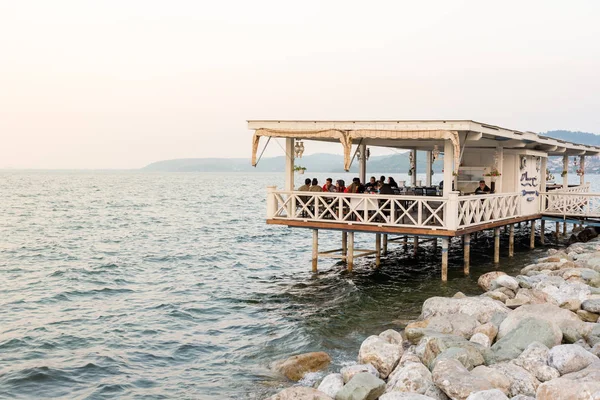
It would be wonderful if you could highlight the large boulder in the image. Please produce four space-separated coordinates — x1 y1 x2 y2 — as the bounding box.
380 393 438 400
420 297 510 325
335 372 385 400
418 332 485 370
340 364 379 383
358 335 403 379
473 323 498 343
512 342 560 382
406 314 479 343
432 359 494 400
478 272 508 291
547 344 600 374
385 362 446 399
318 373 344 399
465 389 509 400
485 318 560 365
493 276 520 292
487 362 540 398
536 377 600 400
470 366 510 395
268 386 334 400
273 352 331 381
497 303 588 343
582 299 600 313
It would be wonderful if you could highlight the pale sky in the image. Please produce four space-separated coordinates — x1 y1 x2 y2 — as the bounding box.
1 0 599 169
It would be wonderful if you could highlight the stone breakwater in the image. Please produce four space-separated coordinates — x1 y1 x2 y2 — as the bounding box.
267 236 600 400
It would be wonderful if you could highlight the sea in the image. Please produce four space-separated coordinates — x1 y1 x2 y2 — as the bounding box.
0 171 596 399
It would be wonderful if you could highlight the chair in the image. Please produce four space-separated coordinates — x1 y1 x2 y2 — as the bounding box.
425 188 438 196
414 187 424 196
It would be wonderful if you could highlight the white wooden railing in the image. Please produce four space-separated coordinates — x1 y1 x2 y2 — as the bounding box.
266 189 449 229
541 191 600 217
457 193 521 228
552 183 591 194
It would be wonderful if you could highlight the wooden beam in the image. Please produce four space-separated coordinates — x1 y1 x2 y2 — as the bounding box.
494 228 500 263
441 237 449 282
463 234 470 275
375 234 381 268
312 229 318 272
509 224 514 257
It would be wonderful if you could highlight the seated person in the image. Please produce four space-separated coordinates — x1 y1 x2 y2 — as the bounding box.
379 175 386 185
388 177 398 189
322 178 335 192
364 176 377 192
475 180 491 194
309 178 323 192
335 179 346 192
298 178 311 191
345 177 362 193
379 181 394 195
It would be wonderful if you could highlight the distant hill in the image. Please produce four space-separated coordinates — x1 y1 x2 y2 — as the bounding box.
143 151 444 173
541 130 600 146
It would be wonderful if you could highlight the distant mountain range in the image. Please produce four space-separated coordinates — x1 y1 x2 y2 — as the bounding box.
143 130 600 173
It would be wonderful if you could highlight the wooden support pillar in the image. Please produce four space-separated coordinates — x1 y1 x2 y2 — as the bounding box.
580 155 586 186
359 143 367 185
540 220 545 244
530 219 536 249
375 234 381 268
382 234 388 255
463 234 470 275
555 222 560 240
342 231 347 258
403 235 408 248
441 237 449 282
347 232 354 272
563 222 567 237
285 138 295 191
312 229 318 272
509 224 515 257
413 236 419 256
563 154 569 189
426 150 432 187
494 228 500 264
411 149 417 186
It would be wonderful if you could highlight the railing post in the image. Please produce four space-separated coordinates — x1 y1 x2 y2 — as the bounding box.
446 191 460 230
266 186 277 218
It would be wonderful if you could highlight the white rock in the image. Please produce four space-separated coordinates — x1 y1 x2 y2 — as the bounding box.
317 373 344 398
380 393 438 400
267 386 334 400
548 344 600 374
386 362 446 399
512 342 560 382
358 335 403 379
421 296 510 325
488 362 539 398
380 329 404 345
470 333 491 348
340 363 379 383
494 276 520 292
432 359 494 400
465 389 509 400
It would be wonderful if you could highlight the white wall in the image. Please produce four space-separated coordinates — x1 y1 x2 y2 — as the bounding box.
518 154 542 216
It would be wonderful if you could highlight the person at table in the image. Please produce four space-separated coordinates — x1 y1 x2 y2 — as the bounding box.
322 178 335 192
335 179 346 192
379 181 394 195
298 178 311 191
345 177 362 193
475 180 491 194
379 175 386 185
364 176 377 192
388 177 398 190
309 178 323 192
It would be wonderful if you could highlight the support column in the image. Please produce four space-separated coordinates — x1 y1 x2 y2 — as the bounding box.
496 144 504 193
563 154 569 189
342 231 347 259
555 222 560 240
347 232 354 272
426 150 432 187
375 234 381 268
403 235 408 248
443 140 454 197
494 228 500 264
540 220 545 244
441 237 449 282
285 138 295 191
509 224 515 257
359 143 367 185
413 236 419 256
563 222 567 236
383 234 388 255
411 149 417 186
463 234 470 275
312 229 318 272
530 219 536 249
580 155 586 186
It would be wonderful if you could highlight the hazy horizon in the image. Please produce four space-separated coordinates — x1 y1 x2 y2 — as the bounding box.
2 0 599 169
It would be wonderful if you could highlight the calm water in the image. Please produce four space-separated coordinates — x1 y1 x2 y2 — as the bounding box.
0 171 595 399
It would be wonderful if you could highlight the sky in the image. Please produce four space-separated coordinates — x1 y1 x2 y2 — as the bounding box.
1 0 599 169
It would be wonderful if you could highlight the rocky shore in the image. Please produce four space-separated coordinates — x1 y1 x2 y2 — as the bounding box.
267 235 600 400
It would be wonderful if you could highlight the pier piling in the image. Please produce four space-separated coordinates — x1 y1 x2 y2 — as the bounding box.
347 232 354 272
463 234 470 275
382 234 388 255
312 229 318 272
441 238 449 281
530 220 536 249
342 231 347 259
540 220 545 244
375 234 381 268
494 228 500 263
509 224 514 257
413 236 419 256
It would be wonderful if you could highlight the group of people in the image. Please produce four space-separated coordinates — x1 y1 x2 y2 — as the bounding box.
297 176 401 194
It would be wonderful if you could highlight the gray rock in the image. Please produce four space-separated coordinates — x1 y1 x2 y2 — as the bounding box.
583 299 600 313
420 296 510 325
385 362 445 399
548 344 600 374
268 386 334 400
512 342 559 382
470 366 510 395
335 372 385 400
358 335 403 379
515 276 532 289
380 393 438 400
494 276 520 292
487 362 539 398
483 291 509 303
432 347 478 370
470 333 491 348
318 373 344 398
465 389 509 400
591 343 600 357
504 298 528 309
418 332 485 370
536 376 600 400
586 323 600 346
432 359 494 400
509 396 534 400
485 318 559 365
340 364 379 383
577 309 600 322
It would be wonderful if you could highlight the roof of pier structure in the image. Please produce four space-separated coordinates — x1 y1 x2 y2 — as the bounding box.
248 120 600 171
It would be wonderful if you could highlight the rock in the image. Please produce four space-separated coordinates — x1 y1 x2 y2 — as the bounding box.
485 318 560 364
335 372 385 400
465 389 509 400
471 366 511 395
578 309 600 322
385 362 445 399
406 321 432 343
494 287 516 300
512 342 560 382
268 386 334 400
574 338 592 350
559 298 582 312
380 329 404 345
494 276 520 292
380 393 438 400
591 343 600 357
273 352 332 381
548 344 600 374
398 347 423 367
509 396 535 400
504 298 528 309
433 347 478 370
358 335 402 379
421 297 510 325
419 332 485 370
432 359 494 400
479 272 508 291
318 373 344 398
583 299 600 313
514 288 548 305
470 333 491 348
407 314 479 343
453 292 467 299
488 362 540 398
473 323 498 343
515 276 532 289
483 291 509 303
586 323 600 346
340 364 379 383
497 303 587 343
536 377 600 400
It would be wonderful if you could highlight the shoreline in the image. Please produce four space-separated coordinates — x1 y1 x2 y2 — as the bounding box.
267 232 600 400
